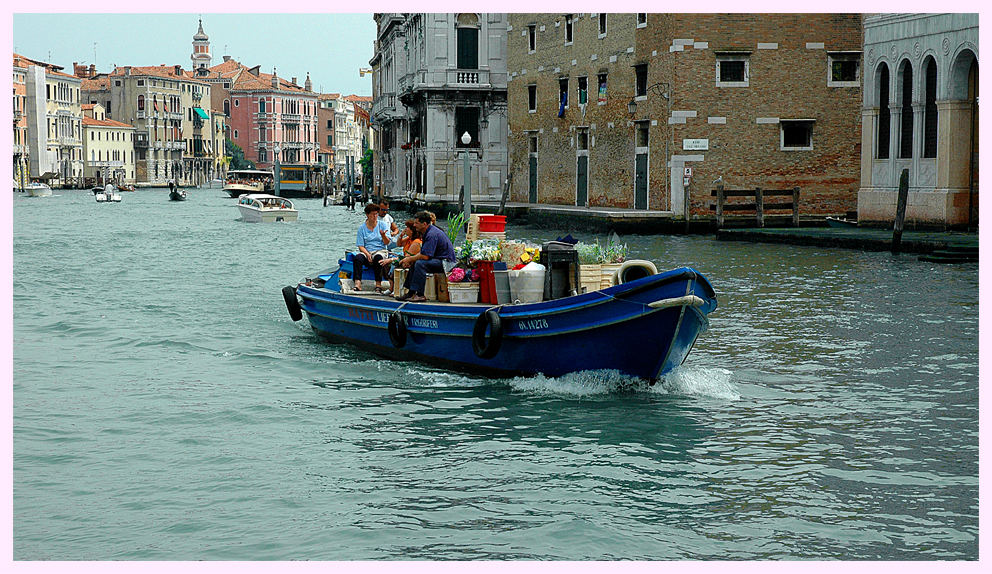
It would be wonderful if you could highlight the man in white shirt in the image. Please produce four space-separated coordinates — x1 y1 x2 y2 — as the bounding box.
378 200 400 242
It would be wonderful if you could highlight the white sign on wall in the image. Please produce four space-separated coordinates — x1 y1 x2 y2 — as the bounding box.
682 138 709 151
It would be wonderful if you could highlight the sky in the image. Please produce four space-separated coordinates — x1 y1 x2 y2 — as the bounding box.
12 12 377 97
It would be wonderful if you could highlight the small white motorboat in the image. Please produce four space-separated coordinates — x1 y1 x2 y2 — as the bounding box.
237 194 298 223
94 184 122 203
22 182 53 197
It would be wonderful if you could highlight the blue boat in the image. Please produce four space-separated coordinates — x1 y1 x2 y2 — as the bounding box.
282 263 718 382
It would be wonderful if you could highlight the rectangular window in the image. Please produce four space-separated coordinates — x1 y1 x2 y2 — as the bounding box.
637 13 647 27
327 134 333 146
326 119 333 129
577 76 588 105
635 64 647 97
528 25 536 53
636 122 649 148
454 106 479 147
565 15 573 44
559 78 569 110
577 128 589 150
828 52 861 87
529 135 538 154
599 13 607 37
781 120 814 150
528 84 537 112
597 73 607 103
716 54 749 87
456 27 479 69
137 80 144 86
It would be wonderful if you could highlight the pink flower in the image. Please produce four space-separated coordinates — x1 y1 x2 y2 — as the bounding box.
469 269 480 282
447 268 466 283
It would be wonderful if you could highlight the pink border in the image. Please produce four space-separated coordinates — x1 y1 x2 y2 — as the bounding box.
5 2 989 571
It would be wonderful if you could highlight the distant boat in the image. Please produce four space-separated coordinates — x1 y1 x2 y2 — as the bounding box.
23 182 53 197
237 194 297 222
169 188 187 201
117 183 135 192
224 169 273 198
94 184 122 203
826 216 858 228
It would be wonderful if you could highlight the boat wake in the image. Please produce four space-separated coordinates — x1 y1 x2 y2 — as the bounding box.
505 366 741 399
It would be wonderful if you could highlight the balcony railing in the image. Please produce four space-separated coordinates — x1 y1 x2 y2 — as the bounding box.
154 141 163 150
136 110 146 119
282 113 301 123
134 134 149 148
447 69 490 87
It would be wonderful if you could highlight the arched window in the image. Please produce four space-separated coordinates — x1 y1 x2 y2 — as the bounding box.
876 63 891 159
223 99 230 116
923 57 938 158
899 61 914 159
259 98 266 113
137 95 145 111
455 13 479 70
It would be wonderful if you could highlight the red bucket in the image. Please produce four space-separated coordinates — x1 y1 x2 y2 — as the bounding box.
478 215 506 233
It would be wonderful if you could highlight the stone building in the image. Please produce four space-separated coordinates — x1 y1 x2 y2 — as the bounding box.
857 13 979 227
13 55 30 187
81 103 136 185
507 13 864 219
370 13 509 202
20 54 84 187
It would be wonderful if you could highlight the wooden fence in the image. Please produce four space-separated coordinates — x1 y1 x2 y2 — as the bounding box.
710 184 800 228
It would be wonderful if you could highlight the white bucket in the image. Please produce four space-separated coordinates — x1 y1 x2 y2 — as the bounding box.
448 282 480 304
508 268 545 304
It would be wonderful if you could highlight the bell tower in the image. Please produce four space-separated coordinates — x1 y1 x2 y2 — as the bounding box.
191 18 211 70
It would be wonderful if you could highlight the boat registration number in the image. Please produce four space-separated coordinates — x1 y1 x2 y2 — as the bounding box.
517 319 549 331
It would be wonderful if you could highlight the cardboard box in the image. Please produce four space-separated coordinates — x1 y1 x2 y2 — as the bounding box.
434 273 450 302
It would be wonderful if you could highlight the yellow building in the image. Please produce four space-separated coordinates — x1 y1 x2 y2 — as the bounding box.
82 103 136 186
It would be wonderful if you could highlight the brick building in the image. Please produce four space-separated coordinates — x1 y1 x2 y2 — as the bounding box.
507 13 864 219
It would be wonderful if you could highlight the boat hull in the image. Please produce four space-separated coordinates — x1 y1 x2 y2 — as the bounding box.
238 205 298 222
293 267 717 381
225 183 265 198
25 185 52 197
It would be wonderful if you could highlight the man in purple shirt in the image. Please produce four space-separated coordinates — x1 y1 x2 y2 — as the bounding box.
396 211 456 302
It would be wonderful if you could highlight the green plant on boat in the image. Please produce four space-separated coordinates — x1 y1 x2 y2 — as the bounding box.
446 212 465 244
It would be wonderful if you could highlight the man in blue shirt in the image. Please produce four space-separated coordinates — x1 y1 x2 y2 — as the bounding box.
397 211 456 302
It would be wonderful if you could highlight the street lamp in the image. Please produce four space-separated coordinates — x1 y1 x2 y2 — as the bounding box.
461 131 472 225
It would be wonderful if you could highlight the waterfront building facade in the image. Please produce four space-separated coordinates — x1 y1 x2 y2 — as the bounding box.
317 92 339 181
13 55 29 187
370 13 509 202
858 13 979 227
21 54 84 187
81 103 136 185
507 13 863 218
225 66 320 171
88 65 213 185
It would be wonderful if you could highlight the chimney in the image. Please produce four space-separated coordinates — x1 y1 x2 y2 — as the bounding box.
125 66 131 76
223 55 231 62
304 73 312 92
271 68 279 89
89 64 95 77
174 65 182 76
291 77 297 86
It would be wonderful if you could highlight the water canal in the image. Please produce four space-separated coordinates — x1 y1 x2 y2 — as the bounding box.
12 188 978 560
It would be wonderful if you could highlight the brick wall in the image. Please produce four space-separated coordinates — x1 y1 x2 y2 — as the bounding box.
509 13 864 217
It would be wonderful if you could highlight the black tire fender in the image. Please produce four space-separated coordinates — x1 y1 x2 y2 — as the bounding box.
283 285 303 321
472 309 503 359
388 311 408 348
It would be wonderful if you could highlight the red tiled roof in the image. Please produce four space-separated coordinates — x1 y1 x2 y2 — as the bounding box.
81 104 96 110
13 53 63 71
318 93 341 101
344 94 372 102
109 65 209 85
81 77 110 91
82 116 134 128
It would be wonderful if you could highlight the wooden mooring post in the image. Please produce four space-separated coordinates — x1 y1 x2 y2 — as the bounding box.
892 169 909 254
